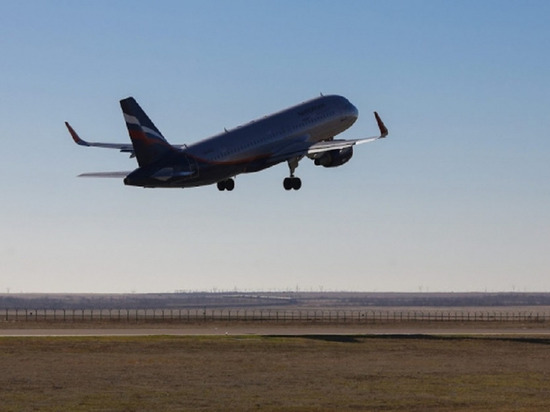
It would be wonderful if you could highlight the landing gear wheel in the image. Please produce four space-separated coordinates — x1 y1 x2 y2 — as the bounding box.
283 177 301 191
225 178 235 191
217 178 235 191
284 157 302 191
283 178 293 191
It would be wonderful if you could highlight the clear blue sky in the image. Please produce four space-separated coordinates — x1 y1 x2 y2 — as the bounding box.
1 1 549 293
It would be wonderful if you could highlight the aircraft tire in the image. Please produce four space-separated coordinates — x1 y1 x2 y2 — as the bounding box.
226 178 235 191
283 178 293 190
217 181 226 191
284 177 301 190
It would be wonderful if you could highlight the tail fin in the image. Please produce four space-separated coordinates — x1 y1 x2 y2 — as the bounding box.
120 97 175 167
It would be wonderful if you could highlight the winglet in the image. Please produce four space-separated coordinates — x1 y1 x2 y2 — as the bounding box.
65 122 90 146
374 112 388 138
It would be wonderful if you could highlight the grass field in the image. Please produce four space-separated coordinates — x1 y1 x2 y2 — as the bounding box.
1 334 550 411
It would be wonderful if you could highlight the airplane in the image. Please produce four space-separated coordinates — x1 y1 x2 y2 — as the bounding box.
65 94 388 191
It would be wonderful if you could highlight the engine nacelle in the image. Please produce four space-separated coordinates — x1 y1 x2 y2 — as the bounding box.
313 147 353 168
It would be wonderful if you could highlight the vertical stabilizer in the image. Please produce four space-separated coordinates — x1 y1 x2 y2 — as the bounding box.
120 97 175 167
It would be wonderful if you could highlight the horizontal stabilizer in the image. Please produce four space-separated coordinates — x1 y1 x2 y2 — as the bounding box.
78 171 131 178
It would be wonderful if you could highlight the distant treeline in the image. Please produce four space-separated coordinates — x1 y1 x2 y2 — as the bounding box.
1 292 550 310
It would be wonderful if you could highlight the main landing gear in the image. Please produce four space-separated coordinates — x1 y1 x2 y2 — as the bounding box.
283 177 301 190
217 178 235 191
284 157 302 191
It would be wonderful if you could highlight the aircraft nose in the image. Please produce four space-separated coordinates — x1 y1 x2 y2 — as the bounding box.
350 103 358 118
342 99 358 118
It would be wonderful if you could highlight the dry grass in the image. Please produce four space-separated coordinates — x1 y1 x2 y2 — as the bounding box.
1 335 550 411
2 318 549 330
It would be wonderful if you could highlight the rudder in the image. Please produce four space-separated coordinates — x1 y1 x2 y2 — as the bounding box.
120 97 175 167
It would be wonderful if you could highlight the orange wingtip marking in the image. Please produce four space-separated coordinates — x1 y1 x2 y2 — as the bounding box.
65 122 83 144
374 112 388 137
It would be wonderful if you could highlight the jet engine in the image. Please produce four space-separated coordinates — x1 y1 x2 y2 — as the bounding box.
313 147 353 168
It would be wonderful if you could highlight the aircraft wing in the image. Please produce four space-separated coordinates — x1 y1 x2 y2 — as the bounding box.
273 112 388 160
307 112 388 155
307 136 379 154
65 122 134 154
